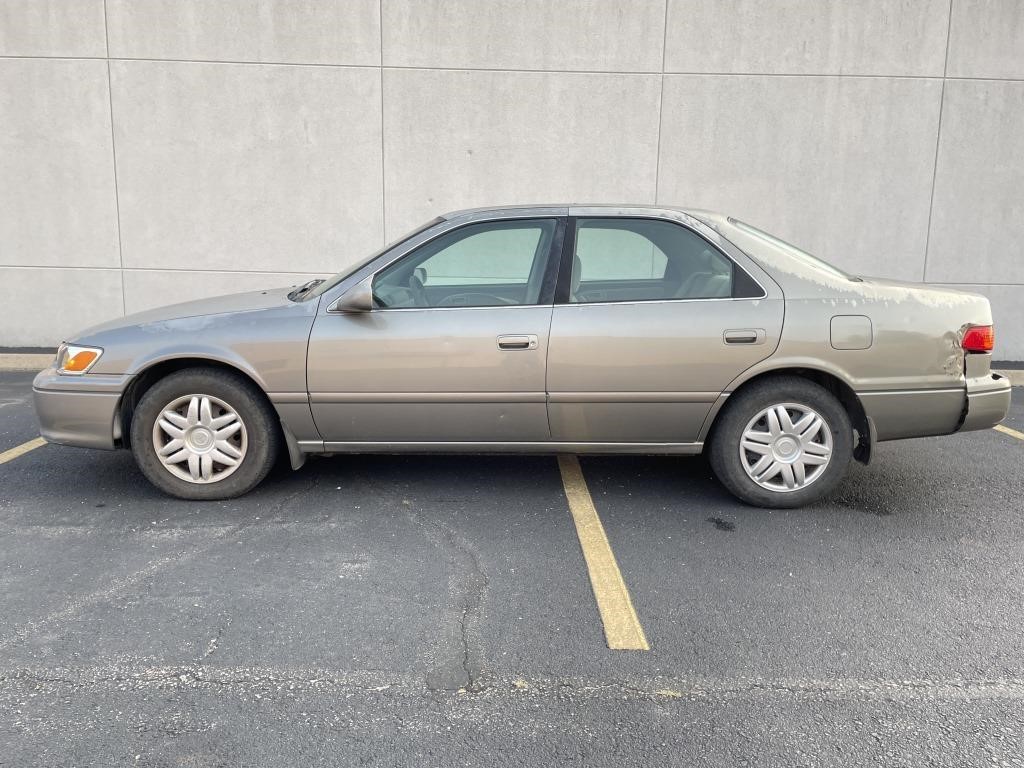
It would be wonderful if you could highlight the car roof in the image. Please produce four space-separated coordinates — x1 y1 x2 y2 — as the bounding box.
441 204 725 221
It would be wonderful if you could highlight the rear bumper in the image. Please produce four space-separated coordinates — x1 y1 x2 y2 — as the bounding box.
860 387 964 441
859 372 1012 442
959 372 1012 433
32 368 131 450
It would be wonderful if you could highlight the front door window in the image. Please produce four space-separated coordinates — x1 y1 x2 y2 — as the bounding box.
373 219 557 308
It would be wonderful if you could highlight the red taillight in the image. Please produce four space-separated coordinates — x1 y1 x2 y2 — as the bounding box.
962 325 994 353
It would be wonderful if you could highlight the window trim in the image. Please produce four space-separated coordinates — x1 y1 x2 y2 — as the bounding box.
554 216 766 306
366 217 566 312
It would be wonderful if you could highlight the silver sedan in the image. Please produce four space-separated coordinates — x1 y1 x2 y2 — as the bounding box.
33 206 1012 507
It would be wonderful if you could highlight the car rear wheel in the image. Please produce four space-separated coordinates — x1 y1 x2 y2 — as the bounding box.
708 376 853 508
130 368 279 500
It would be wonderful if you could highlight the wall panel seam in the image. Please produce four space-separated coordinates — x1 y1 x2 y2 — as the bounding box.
101 0 126 316
921 0 955 281
379 0 387 245
653 0 669 205
6 55 1023 83
8 270 1011 287
0 265 331 276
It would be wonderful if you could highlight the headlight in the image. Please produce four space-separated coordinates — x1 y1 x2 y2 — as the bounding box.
55 343 103 375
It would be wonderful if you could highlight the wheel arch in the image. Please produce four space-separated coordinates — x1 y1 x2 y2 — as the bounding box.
117 357 288 455
701 366 873 464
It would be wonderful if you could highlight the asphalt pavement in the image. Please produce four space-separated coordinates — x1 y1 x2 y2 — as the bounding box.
1 370 1023 767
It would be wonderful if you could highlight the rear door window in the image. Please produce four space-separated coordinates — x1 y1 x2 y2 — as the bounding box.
569 218 736 304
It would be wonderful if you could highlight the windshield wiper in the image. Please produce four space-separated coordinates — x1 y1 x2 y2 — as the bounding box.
288 279 325 301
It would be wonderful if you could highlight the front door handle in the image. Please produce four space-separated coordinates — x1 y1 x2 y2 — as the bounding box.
497 334 538 351
724 328 766 345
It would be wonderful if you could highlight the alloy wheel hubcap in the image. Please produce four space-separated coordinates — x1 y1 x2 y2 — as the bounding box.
152 394 247 484
739 403 833 493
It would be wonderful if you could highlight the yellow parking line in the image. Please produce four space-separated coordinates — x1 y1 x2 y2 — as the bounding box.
994 424 1024 441
0 437 46 465
557 454 649 651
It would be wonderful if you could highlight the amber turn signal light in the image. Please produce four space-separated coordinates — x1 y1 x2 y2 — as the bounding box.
56 343 103 375
63 350 99 371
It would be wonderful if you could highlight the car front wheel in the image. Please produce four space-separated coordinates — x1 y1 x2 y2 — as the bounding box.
708 376 853 508
130 368 280 500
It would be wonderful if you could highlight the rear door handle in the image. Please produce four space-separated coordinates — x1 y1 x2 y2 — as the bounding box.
497 334 538 351
724 328 766 345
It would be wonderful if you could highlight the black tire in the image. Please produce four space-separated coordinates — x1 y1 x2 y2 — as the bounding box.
130 368 280 500
708 376 853 509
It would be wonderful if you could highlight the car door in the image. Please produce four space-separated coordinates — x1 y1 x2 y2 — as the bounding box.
307 216 563 446
546 211 784 445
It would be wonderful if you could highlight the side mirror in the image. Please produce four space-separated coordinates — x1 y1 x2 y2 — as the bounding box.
330 276 374 313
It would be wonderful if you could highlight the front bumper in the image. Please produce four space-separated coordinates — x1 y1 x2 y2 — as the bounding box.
32 368 132 449
959 371 1012 433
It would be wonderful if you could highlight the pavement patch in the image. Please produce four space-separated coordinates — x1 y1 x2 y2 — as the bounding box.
6 663 1024 702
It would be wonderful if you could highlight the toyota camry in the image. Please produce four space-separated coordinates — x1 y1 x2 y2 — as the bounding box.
33 206 1012 507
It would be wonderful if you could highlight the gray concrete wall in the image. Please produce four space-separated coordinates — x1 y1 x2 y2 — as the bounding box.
1 0 1022 358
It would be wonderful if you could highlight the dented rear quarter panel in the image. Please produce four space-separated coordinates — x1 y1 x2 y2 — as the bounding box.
761 287 987 393
701 213 998 441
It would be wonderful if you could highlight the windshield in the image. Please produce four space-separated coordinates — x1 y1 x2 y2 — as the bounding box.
727 218 855 281
300 216 445 300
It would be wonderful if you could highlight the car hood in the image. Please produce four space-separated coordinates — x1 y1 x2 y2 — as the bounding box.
72 285 301 341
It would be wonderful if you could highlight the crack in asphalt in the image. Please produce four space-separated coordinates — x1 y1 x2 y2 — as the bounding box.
264 472 323 522
404 505 489 692
0 531 235 653
199 619 230 662
0 474 322 654
445 527 489 693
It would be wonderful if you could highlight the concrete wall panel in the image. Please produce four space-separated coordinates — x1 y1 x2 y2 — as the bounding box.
947 0 1024 79
123 269 327 315
382 0 665 72
926 80 1024 284
110 61 383 274
657 75 942 280
0 0 106 57
383 69 661 238
106 0 380 65
665 0 950 76
0 59 119 269
1 1 1023 357
0 267 123 346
